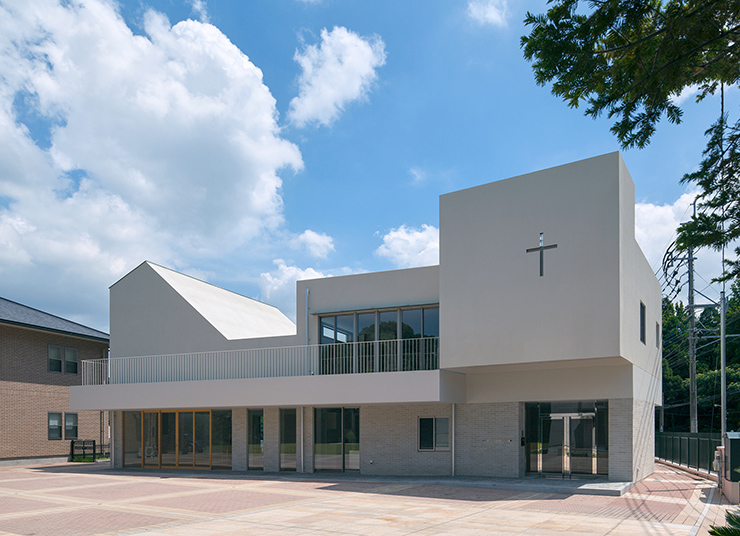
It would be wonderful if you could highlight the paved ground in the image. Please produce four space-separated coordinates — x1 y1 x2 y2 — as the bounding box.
0 462 734 535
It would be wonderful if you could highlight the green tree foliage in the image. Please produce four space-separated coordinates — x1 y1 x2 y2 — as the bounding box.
662 283 740 432
710 509 740 535
521 0 740 149
522 1 740 279
677 114 740 281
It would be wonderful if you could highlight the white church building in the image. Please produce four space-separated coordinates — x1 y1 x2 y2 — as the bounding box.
71 152 662 482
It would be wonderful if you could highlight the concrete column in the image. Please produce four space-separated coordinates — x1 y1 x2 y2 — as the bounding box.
263 407 280 472
113 411 123 469
231 408 247 471
301 407 314 473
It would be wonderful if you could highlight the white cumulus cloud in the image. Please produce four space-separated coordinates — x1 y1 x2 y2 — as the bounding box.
189 0 209 23
288 26 386 128
375 224 439 268
467 0 509 27
259 260 327 320
0 0 302 329
635 191 724 302
296 229 335 258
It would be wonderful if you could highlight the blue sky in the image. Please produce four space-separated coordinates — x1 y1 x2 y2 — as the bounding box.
0 0 727 331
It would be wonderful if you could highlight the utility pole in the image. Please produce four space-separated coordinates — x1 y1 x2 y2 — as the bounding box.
689 201 698 433
722 290 727 438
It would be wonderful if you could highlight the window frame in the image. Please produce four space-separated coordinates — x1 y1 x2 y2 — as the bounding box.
65 413 78 439
48 345 63 373
319 305 440 344
418 416 450 452
48 412 63 440
64 347 78 374
640 302 646 344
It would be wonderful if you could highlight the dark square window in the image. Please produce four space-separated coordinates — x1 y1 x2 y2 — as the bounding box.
65 413 78 439
48 412 62 440
64 348 78 374
48 345 62 373
419 417 449 451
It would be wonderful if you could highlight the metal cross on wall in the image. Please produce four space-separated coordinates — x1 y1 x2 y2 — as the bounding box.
526 232 557 277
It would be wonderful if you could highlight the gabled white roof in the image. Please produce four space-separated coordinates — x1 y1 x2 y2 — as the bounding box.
148 262 296 340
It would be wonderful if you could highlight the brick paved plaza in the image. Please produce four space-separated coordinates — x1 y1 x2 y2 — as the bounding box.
0 462 732 535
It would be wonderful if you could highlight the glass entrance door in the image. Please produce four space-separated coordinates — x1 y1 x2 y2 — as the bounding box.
540 416 564 474
569 416 596 475
526 401 607 478
539 413 595 478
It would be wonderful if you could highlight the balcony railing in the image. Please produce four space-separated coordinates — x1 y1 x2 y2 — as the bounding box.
81 337 439 386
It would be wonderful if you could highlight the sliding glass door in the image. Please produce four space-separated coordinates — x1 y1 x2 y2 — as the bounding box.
315 408 359 472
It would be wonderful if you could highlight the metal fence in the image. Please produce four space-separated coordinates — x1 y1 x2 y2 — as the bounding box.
69 440 110 462
655 432 721 473
81 337 440 385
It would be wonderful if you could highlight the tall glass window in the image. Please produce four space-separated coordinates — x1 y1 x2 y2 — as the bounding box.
248 409 264 470
423 308 439 369
212 410 232 470
160 412 177 467
314 408 359 472
315 408 343 471
143 412 159 467
402 309 422 370
280 409 297 471
194 412 210 468
357 312 376 373
378 310 398 371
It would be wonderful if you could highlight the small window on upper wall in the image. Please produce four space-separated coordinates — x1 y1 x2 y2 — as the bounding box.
419 417 450 451
65 348 78 374
48 345 62 372
48 412 62 440
65 413 78 439
656 322 660 349
640 302 646 344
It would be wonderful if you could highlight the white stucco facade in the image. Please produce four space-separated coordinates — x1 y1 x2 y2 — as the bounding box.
72 152 661 483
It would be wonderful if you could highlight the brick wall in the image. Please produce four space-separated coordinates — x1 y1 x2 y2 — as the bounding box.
361 404 453 476
455 402 523 478
263 407 279 472
0 324 109 460
232 408 247 471
608 397 633 481
112 411 123 468
632 397 655 482
301 406 314 473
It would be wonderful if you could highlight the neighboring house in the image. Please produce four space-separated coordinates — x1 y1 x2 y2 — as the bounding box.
0 297 109 463
71 152 662 482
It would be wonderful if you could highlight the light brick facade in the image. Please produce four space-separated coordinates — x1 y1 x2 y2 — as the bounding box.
0 324 109 461
455 402 524 478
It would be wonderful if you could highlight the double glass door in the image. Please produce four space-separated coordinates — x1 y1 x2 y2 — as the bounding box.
540 413 596 477
526 401 608 478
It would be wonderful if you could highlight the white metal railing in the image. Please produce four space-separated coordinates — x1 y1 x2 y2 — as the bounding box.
81 337 439 386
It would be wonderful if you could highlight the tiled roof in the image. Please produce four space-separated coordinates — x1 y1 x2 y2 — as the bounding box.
0 297 109 342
